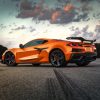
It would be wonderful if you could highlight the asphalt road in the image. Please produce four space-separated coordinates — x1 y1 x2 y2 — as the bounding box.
0 59 100 100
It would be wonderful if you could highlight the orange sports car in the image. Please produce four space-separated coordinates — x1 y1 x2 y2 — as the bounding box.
1 37 97 67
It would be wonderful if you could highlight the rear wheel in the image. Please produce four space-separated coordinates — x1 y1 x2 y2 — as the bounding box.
76 62 90 66
4 52 17 66
49 49 67 67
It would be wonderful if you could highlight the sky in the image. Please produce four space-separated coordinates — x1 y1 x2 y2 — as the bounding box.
0 0 100 48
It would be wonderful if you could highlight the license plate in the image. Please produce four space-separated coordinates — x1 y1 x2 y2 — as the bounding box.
86 47 92 52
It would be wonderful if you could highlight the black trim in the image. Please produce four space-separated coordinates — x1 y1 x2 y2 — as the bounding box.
70 52 97 63
66 37 96 43
72 48 83 52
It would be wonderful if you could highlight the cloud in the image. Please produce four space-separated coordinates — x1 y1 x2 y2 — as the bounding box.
95 24 100 40
16 0 93 24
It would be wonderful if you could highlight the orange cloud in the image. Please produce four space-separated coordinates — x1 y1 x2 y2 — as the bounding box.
51 11 61 23
63 4 74 12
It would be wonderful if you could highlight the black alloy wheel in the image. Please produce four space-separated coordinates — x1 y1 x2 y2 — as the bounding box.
49 49 67 67
4 52 17 66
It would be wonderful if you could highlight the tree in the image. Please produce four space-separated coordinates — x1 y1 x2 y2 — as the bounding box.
0 45 7 59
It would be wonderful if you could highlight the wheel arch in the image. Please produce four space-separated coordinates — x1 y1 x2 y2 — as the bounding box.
49 48 65 62
3 51 17 66
3 51 16 62
4 51 15 58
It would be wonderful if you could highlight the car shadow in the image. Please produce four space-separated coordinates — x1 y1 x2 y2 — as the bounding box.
4 63 100 68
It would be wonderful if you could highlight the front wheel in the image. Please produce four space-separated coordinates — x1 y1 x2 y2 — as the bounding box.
49 49 67 67
4 52 17 66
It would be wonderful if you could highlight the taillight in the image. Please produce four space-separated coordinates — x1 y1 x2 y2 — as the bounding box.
66 43 82 47
67 43 77 46
93 47 97 52
78 43 83 46
66 43 73 46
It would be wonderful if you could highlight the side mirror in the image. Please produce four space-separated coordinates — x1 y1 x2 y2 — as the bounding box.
19 44 24 49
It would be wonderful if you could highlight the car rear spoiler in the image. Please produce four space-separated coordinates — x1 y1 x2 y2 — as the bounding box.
66 37 96 43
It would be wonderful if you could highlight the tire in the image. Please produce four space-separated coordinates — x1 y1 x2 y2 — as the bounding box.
49 49 67 67
32 63 40 66
76 62 90 66
4 52 17 66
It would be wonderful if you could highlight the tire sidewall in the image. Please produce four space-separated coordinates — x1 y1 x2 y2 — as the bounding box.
49 49 67 67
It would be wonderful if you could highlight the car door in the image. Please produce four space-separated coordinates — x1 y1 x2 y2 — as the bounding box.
17 39 47 63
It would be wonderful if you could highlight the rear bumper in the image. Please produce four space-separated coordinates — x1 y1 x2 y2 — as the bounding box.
70 52 97 63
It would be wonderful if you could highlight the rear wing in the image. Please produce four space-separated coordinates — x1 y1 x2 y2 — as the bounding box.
66 37 96 43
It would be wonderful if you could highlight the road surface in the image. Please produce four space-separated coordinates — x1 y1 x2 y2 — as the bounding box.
0 59 100 100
